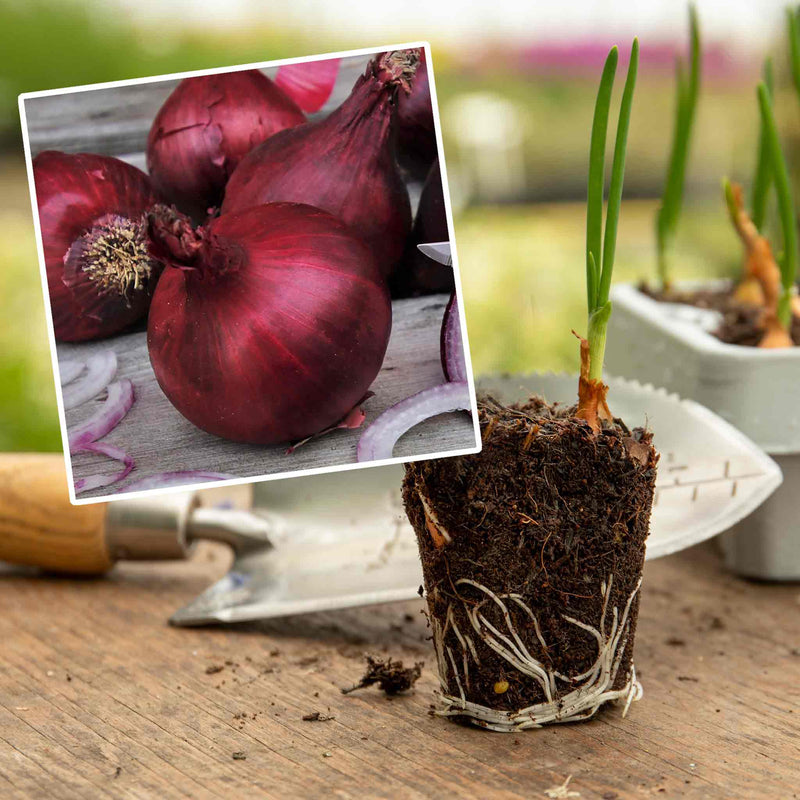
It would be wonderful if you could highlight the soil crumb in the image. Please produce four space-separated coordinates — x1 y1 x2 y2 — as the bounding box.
341 655 423 696
302 711 335 722
205 665 224 675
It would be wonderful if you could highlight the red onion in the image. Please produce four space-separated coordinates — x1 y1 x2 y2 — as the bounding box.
147 70 307 219
122 472 235 492
146 203 392 445
274 58 340 113
59 359 85 386
33 152 161 342
61 350 117 409
391 159 453 297
357 381 471 461
395 49 437 177
64 350 136 495
68 379 134 450
441 293 467 383
285 391 372 454
223 50 419 278
73 442 134 493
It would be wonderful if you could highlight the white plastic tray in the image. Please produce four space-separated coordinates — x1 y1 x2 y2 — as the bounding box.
606 283 800 454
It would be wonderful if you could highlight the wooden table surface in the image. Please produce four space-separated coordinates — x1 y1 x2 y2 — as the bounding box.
59 295 477 500
1 540 797 799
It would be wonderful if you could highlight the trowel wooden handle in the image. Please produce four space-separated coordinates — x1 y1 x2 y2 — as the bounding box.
0 453 112 574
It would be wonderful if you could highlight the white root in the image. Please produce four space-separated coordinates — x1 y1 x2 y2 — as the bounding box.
430 575 644 732
544 775 581 799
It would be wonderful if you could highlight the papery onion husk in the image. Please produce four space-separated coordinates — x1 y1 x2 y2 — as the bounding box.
274 58 340 113
34 151 162 342
223 50 419 278
390 159 453 297
147 203 392 445
147 70 307 220
395 49 437 179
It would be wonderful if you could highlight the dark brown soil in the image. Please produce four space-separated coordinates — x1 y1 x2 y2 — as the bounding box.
639 282 800 346
639 281 734 313
403 396 658 717
713 304 800 347
341 655 423 696
302 711 335 722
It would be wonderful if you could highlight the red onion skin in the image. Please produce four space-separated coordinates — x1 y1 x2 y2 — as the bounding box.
391 158 453 297
147 70 306 220
222 52 415 278
440 292 467 383
147 203 392 445
33 151 161 342
274 58 340 113
396 50 437 178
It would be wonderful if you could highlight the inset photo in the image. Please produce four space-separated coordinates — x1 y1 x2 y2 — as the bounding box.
20 43 479 503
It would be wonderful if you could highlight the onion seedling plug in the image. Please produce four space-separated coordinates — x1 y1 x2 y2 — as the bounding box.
655 4 700 291
402 40 658 733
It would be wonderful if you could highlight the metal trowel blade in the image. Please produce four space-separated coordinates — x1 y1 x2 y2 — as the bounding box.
171 374 782 625
170 465 422 625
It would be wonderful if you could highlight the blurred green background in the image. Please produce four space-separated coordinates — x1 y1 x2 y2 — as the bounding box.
1 0 797 451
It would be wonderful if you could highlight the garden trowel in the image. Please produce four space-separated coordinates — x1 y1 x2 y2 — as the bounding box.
174 369 783 625
0 370 783 626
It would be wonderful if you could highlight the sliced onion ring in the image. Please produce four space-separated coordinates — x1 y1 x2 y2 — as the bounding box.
441 292 467 383
274 58 340 113
62 351 117 410
121 472 237 492
59 360 85 386
68 379 135 451
73 441 134 494
357 381 471 462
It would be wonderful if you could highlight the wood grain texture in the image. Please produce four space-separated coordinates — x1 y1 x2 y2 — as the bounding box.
0 454 110 573
0 541 797 799
23 56 369 158
58 295 475 500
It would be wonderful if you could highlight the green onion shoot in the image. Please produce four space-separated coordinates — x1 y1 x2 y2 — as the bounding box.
655 4 700 290
758 81 797 343
750 58 774 232
788 6 800 103
576 38 639 431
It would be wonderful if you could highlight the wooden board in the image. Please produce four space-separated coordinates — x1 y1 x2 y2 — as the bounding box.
58 295 476 499
0 541 797 799
22 56 369 157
